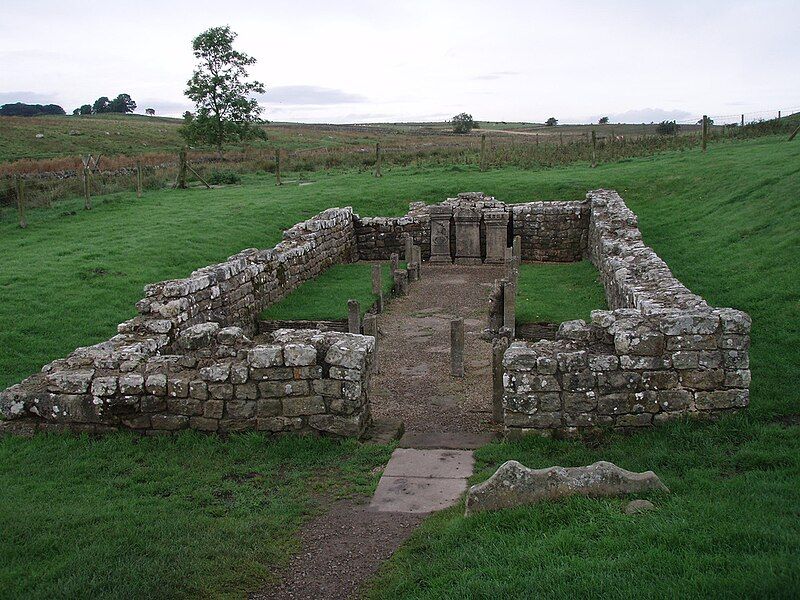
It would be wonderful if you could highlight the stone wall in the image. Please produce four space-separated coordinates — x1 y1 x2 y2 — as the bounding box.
354 202 430 261
1 324 373 437
510 201 589 262
502 189 751 436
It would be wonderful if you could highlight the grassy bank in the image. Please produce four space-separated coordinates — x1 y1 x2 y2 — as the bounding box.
515 260 607 324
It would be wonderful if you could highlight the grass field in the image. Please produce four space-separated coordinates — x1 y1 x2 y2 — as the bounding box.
515 261 607 324
1 133 799 597
260 262 399 321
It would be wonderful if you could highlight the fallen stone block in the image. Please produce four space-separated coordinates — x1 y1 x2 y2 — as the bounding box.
464 460 668 515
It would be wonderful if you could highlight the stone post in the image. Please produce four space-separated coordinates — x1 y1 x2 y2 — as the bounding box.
492 336 510 423
412 245 422 280
429 205 453 263
502 281 516 338
390 252 399 274
395 269 409 296
450 318 465 377
363 313 379 374
488 279 504 333
404 234 414 263
347 299 361 334
372 264 384 312
453 207 482 264
513 235 522 263
484 210 509 264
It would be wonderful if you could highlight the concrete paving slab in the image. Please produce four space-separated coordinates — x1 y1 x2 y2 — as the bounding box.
369 476 468 513
382 448 474 479
398 431 496 450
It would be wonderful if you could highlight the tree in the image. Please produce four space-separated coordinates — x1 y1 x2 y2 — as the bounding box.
92 96 111 113
599 116 609 124
181 25 266 155
697 117 714 125
79 104 92 115
656 120 680 135
145 108 156 116
545 117 558 126
0 102 65 116
108 93 136 113
451 112 475 134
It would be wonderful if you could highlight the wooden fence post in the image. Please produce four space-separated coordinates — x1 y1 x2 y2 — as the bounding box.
177 148 188 189
741 114 744 127
83 166 92 210
702 115 708 152
374 142 382 178
591 130 597 167
479 134 486 171
788 124 800 142
15 175 27 229
136 160 142 198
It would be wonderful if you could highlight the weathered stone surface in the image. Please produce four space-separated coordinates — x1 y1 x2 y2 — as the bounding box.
624 499 656 515
176 322 220 350
465 460 668 515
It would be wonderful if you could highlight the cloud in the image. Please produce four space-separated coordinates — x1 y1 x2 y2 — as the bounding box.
601 108 694 123
0 91 58 105
260 85 368 105
472 71 520 81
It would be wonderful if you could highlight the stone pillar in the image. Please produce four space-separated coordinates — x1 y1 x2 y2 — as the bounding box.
492 336 510 423
363 313 379 374
404 234 414 263
502 281 516 338
390 252 399 274
513 235 522 263
453 207 482 265
412 245 422 280
395 269 409 296
484 210 509 264
429 205 453 263
450 318 465 377
488 279 504 333
372 264 384 313
347 299 361 334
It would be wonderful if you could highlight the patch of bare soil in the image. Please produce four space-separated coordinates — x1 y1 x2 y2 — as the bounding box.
252 499 422 600
369 264 505 434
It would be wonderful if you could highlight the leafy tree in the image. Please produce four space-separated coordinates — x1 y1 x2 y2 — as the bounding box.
108 93 137 113
0 102 65 116
545 117 558 126
181 25 266 155
451 113 474 134
79 104 92 115
145 108 156 116
656 120 680 135
599 116 609 124
92 96 111 114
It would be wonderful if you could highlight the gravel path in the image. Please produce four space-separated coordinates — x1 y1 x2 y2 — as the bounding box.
370 263 504 434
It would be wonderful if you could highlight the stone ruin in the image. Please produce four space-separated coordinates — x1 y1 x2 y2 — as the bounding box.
0 190 750 438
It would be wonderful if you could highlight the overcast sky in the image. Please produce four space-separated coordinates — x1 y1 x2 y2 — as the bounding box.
2 0 799 124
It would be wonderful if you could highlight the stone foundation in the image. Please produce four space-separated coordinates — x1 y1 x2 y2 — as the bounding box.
502 190 751 436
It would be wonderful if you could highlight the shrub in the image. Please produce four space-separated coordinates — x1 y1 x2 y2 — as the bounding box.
656 120 680 135
451 113 475 134
207 169 241 185
599 116 609 124
546 117 558 126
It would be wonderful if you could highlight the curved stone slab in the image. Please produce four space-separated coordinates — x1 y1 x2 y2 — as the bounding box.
465 460 668 515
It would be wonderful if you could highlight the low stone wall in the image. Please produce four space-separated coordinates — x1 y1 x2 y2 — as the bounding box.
510 201 589 262
354 202 430 261
1 324 373 436
502 189 751 436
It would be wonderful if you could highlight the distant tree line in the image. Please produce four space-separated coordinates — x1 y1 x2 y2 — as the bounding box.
72 94 137 116
0 102 66 117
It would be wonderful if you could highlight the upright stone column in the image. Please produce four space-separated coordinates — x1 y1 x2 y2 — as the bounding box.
429 205 453 263
453 207 482 265
484 210 509 264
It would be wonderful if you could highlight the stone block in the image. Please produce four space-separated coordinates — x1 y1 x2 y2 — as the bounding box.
167 398 202 416
151 414 188 430
225 400 256 419
145 374 167 395
256 398 281 418
312 379 343 397
614 328 664 356
203 400 224 419
189 380 208 400
258 380 309 397
47 370 94 394
208 383 234 400
284 343 317 366
119 373 144 395
282 395 326 417
189 417 219 432
247 345 283 368
695 389 749 410
505 411 562 429
234 383 258 400
679 369 725 390
91 376 118 397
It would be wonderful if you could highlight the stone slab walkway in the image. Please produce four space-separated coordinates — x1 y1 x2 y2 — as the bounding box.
369 448 475 513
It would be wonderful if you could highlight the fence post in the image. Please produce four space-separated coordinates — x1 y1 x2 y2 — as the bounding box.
136 160 142 198
702 115 708 152
741 114 744 127
479 134 486 171
591 130 597 167
83 166 92 210
450 318 465 378
275 148 282 186
375 142 382 177
177 148 188 189
14 175 27 229
347 299 361 334
371 264 384 312
788 124 800 142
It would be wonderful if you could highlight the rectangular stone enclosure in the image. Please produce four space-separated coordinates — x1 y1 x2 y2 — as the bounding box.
0 190 750 438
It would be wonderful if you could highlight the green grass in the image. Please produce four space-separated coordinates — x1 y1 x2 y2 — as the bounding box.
0 432 392 599
1 133 799 597
515 260 607 324
260 262 399 321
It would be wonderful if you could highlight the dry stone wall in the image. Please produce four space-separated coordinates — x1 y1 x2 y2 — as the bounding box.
354 202 430 261
502 189 751 436
510 201 588 262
